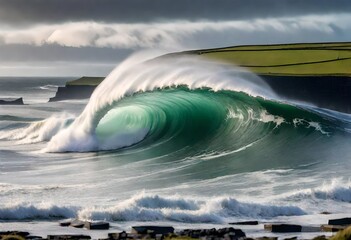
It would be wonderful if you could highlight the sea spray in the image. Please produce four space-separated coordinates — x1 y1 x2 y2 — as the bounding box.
0 113 74 144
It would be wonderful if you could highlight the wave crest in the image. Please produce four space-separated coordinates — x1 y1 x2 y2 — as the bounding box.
0 202 76 220
44 53 274 152
78 193 305 222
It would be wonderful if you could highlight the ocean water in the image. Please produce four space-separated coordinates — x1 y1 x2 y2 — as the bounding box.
0 53 351 237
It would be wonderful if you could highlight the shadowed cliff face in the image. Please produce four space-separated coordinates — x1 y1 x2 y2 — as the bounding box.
49 75 351 114
0 97 24 105
49 85 96 102
261 75 351 113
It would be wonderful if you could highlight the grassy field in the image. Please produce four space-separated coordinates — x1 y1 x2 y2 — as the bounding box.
188 42 351 76
67 42 351 86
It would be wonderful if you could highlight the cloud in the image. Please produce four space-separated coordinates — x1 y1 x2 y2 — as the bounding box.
0 14 350 50
0 0 351 26
0 61 116 77
0 44 132 63
1 13 350 76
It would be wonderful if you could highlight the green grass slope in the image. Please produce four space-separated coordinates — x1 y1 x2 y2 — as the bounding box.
67 42 351 86
189 42 351 76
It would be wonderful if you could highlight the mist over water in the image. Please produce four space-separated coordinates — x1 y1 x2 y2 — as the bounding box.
0 52 351 227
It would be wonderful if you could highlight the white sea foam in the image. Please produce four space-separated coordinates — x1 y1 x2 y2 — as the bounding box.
38 85 60 91
293 118 329 135
258 110 285 127
0 113 74 144
77 192 305 222
227 108 285 127
284 179 351 203
0 202 76 220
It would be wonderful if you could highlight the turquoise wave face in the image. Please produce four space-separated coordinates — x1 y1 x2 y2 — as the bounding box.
94 87 349 171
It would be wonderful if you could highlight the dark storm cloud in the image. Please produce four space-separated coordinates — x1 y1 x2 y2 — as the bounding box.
1 0 351 26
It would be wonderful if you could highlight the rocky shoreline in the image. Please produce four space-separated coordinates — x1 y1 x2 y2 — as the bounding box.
1 217 350 240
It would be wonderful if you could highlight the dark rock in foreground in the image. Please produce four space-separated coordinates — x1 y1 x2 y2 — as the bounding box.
0 98 24 105
69 219 85 228
328 218 351 226
252 237 278 240
230 221 259 225
131 226 174 235
264 224 302 233
84 221 110 230
47 235 91 240
321 225 347 232
59 219 110 230
108 231 128 240
59 219 72 227
0 231 30 237
178 227 246 239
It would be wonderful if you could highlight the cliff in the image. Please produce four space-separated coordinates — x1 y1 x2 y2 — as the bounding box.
49 77 104 102
0 98 24 105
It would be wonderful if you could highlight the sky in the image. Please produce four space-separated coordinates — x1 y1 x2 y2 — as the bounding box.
1 0 351 76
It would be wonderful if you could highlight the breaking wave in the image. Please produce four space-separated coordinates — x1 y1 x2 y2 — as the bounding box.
285 179 351 203
0 193 305 222
2 53 345 156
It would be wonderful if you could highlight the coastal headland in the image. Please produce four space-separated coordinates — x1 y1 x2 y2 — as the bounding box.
49 42 351 113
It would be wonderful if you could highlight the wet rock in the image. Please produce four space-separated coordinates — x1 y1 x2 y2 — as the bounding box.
69 219 85 228
328 218 351 226
179 227 245 239
255 237 278 240
301 226 322 232
26 236 43 240
108 231 128 240
312 235 328 240
321 224 346 232
59 219 72 227
284 237 297 240
47 235 91 240
224 227 246 238
84 221 110 230
264 224 302 233
0 231 30 238
131 226 174 236
229 221 259 225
